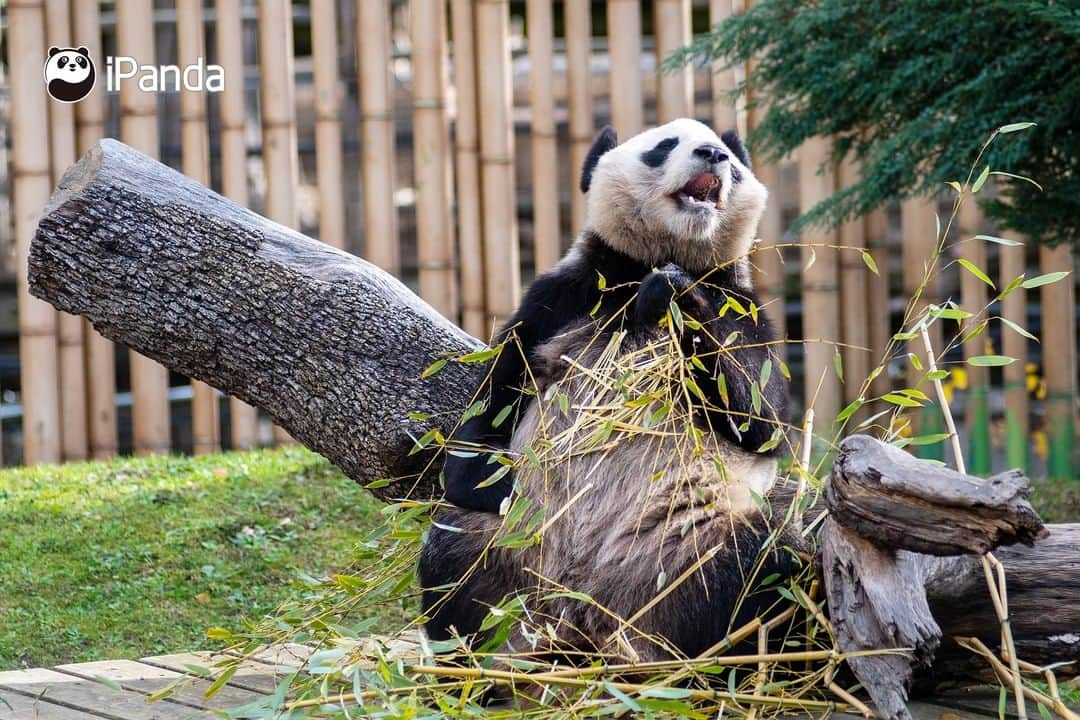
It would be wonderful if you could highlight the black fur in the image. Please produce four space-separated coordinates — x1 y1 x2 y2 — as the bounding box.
640 136 680 168
580 126 619 193
721 129 751 168
441 234 652 511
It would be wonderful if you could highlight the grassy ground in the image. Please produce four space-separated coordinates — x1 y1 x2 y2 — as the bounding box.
0 446 407 670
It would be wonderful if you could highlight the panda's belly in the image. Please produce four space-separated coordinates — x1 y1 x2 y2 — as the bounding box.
508 372 778 583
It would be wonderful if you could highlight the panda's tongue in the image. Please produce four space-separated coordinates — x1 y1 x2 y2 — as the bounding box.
680 173 721 206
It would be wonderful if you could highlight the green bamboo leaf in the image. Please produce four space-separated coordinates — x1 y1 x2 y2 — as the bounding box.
957 258 996 289
861 250 879 275
759 358 772 388
833 350 844 381
883 393 922 408
456 346 501 363
974 233 1022 247
906 433 952 446
989 171 1043 191
998 316 1037 341
491 404 514 428
968 355 1015 367
972 164 991 193
836 399 863 422
204 666 238 699
669 300 684 333
1021 271 1069 289
421 358 447 378
998 121 1036 134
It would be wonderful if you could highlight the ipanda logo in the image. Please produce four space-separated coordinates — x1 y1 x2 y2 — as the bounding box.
44 46 95 103
44 47 224 102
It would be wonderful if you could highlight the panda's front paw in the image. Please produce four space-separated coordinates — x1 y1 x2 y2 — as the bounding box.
632 264 705 330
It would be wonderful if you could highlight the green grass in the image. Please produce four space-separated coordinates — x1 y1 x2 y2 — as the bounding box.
0 446 404 670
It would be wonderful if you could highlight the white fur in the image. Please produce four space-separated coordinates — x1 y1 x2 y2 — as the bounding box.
583 118 768 276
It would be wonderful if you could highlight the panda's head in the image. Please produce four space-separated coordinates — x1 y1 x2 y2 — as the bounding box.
580 118 767 275
44 47 95 103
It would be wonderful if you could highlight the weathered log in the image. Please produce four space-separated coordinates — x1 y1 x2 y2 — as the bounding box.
29 139 484 501
822 436 1078 720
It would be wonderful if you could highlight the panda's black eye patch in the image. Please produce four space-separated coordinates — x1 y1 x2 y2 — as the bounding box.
640 137 679 168
77 57 87 67
58 55 68 66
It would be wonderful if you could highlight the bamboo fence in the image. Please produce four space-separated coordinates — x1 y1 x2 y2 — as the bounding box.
2 1 1074 479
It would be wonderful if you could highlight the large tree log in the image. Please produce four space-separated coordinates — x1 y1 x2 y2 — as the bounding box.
822 436 1079 720
29 142 1080 717
29 139 484 501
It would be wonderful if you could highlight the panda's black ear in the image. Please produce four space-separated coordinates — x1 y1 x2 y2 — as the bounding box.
49 46 61 57
77 47 90 56
721 129 751 168
580 126 618 193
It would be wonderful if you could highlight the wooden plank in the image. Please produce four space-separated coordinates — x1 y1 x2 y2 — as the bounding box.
0 667 212 719
0 689 103 720
227 643 314 668
55 660 263 711
140 653 283 695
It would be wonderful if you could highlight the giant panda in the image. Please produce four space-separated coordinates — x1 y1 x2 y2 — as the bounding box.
419 118 798 664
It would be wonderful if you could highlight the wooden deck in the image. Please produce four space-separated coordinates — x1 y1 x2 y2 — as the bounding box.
0 645 1048 719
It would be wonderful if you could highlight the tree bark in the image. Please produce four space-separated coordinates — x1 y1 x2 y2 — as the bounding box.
29 139 483 501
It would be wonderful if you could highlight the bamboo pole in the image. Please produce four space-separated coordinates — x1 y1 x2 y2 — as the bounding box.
448 0 486 338
1037 243 1076 482
564 0 593 236
653 0 693 122
744 39 785 364
45 0 88 461
527 0 562 273
999 239 1029 471
864 208 892 409
71 0 118 459
410 0 458 318
475 0 520 326
215 0 259 450
9 0 61 464
310 0 347 251
606 0 643 138
957 200 991 475
798 138 841 430
117 0 171 455
357 0 399 274
257 0 299 445
709 0 737 132
178 0 220 455
837 157 869 423
900 196 944 458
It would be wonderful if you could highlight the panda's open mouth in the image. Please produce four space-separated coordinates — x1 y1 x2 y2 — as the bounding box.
675 172 722 210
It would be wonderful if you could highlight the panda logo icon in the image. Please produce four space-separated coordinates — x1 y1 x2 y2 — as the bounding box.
44 46 95 103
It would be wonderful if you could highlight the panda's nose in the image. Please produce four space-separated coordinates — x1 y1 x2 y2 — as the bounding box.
68 64 76 69
694 144 729 165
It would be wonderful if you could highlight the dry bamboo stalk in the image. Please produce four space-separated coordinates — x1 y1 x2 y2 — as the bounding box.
1036 242 1076 481
474 0 520 326
117 0 172 455
526 0 562 273
178 0 220 455
999 239 1029 470
410 0 458 318
797 138 841 429
448 0 486 338
957 199 991 474
863 208 892 407
45 0 88 461
606 0 643 137
564 0 593 236
257 0 299 445
9 0 61 464
653 0 693 122
836 156 869 418
310 0 347 251
900 196 942 441
71 0 118 459
708 0 737 132
356 0 399 274
215 0 259 450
